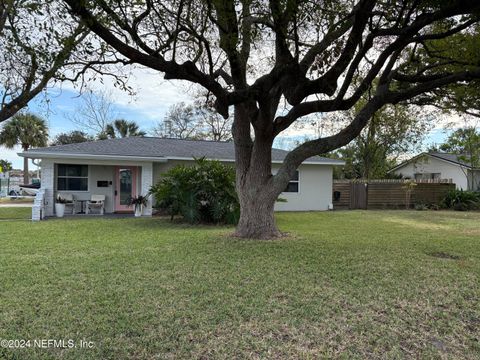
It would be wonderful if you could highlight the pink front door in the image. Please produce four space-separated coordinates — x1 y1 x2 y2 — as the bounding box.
114 166 137 212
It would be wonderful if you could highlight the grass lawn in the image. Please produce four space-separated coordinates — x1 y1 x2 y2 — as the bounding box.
0 197 34 204
0 207 31 220
0 211 479 359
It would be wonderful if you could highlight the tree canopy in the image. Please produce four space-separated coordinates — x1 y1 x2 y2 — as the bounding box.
0 0 137 123
0 1 86 122
0 159 12 173
429 126 480 189
50 130 94 146
325 101 429 179
154 103 202 139
433 127 480 170
154 100 232 141
435 127 480 155
412 23 480 118
101 119 146 138
67 89 119 136
62 0 480 155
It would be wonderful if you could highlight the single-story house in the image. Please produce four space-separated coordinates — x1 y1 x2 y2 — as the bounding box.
19 137 344 216
388 152 480 190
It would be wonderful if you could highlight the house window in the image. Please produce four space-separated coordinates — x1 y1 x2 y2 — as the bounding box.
284 170 299 192
414 173 441 180
57 164 88 191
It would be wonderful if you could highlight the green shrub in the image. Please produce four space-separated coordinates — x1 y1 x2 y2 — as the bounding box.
150 158 240 224
441 189 480 211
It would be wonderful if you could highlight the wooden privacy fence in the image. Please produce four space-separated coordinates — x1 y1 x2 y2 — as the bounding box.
332 179 455 210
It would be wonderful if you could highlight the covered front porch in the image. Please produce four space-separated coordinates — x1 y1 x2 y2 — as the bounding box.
39 158 156 217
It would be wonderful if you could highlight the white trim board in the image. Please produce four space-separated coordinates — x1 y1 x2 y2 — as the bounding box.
20 152 345 166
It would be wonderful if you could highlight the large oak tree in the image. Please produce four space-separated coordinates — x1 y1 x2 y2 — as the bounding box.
63 0 480 238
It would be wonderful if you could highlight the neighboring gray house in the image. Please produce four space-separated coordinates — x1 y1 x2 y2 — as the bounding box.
389 152 480 190
19 137 344 216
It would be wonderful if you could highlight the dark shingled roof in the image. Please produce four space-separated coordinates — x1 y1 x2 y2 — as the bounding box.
25 137 344 164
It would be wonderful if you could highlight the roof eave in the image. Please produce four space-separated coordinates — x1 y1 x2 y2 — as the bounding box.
149 155 345 165
387 153 427 173
428 153 472 169
388 152 472 173
19 152 345 166
18 151 168 162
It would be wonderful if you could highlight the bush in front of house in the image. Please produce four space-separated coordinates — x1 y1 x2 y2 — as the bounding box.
150 158 240 224
441 189 480 211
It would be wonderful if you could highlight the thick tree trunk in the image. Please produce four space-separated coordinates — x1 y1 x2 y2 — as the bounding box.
235 179 281 239
232 104 286 239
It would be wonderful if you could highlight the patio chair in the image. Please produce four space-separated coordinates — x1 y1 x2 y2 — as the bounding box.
86 194 105 215
63 193 77 215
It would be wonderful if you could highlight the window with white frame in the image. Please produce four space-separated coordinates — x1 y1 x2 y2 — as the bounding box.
284 170 299 192
57 164 88 191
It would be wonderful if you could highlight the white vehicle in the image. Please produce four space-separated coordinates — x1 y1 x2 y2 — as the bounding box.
8 183 40 197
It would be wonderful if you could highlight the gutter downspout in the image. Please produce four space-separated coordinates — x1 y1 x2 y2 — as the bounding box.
32 158 41 179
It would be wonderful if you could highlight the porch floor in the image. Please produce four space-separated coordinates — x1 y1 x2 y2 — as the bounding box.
47 213 137 219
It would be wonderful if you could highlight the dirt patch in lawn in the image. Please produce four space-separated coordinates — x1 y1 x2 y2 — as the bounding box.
427 251 462 260
382 217 452 231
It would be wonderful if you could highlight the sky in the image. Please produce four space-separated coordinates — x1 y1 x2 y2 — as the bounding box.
0 66 456 170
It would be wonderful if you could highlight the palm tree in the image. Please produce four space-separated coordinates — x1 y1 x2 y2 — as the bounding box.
102 119 146 139
0 113 48 184
0 159 12 173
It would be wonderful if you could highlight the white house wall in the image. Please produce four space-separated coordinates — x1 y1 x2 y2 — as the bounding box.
55 165 116 213
153 160 334 211
40 159 55 216
392 156 469 190
140 163 153 216
41 157 335 215
273 164 333 211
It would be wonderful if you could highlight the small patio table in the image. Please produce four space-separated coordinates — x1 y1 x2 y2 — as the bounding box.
77 200 87 214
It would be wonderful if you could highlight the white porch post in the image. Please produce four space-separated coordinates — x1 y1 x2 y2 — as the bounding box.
41 159 55 216
141 163 153 216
